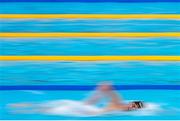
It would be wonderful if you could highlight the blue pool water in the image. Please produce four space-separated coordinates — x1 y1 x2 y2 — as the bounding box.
1 19 180 32
0 61 180 119
1 38 180 55
0 1 180 120
0 61 180 85
0 90 180 120
0 2 180 14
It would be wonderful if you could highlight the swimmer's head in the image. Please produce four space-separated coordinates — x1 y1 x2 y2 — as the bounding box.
128 101 144 110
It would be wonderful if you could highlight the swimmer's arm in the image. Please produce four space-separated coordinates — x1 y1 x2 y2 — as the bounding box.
84 91 103 105
101 103 130 113
84 83 107 105
84 83 124 105
8 103 34 108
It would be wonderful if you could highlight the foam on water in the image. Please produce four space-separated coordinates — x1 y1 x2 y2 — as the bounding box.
9 100 162 117
41 100 103 116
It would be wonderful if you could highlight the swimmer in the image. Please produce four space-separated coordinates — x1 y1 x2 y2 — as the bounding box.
9 82 144 114
85 82 144 112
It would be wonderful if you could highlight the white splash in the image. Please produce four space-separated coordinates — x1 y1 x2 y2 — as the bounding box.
9 100 162 117
41 100 103 116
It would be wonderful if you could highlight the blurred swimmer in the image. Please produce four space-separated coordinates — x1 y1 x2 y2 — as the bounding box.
85 82 144 112
9 82 144 115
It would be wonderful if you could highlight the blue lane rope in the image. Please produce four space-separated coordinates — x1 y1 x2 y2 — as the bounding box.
0 0 180 2
0 85 180 90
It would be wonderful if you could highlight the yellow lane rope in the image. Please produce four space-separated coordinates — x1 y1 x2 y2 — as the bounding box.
0 56 179 61
0 32 180 38
0 14 180 19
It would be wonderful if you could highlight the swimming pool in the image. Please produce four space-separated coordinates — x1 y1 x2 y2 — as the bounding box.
0 90 180 120
0 1 180 120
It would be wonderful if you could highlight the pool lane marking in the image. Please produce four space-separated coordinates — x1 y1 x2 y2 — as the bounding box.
0 56 180 61
0 32 180 38
0 0 180 2
0 85 180 90
0 14 180 19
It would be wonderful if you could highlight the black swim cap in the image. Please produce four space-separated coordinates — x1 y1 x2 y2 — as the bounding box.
132 101 144 109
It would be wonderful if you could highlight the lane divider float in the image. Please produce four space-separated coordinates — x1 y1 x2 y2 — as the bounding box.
0 14 180 20
0 32 180 38
0 56 180 61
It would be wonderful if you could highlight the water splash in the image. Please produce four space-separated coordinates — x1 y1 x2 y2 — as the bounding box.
8 100 163 117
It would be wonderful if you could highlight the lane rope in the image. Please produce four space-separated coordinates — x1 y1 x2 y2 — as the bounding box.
0 56 180 61
0 32 180 38
1 14 180 19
